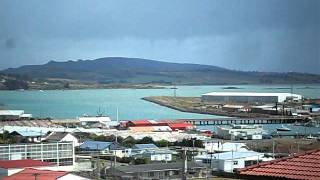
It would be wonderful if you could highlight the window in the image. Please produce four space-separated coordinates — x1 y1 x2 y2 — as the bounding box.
148 172 155 177
233 161 238 165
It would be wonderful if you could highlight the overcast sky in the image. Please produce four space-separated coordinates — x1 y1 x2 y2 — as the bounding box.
0 0 319 74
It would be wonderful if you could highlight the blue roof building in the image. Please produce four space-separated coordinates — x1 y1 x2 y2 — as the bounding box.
79 141 113 151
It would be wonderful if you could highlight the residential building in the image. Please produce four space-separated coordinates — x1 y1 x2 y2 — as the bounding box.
79 140 130 157
10 130 47 142
0 159 54 178
0 142 74 166
237 148 320 180
201 92 302 104
44 132 80 146
132 144 175 162
195 151 273 173
107 162 206 180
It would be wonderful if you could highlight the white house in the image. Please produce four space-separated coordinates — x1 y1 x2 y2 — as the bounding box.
132 144 175 162
195 151 273 173
44 132 80 147
79 141 130 158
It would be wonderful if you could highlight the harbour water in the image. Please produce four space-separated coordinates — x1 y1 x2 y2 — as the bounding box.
0 84 319 120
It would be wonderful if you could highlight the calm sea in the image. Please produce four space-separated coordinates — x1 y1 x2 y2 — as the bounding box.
0 84 319 120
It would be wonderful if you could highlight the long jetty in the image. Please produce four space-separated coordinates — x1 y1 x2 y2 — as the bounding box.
182 117 305 126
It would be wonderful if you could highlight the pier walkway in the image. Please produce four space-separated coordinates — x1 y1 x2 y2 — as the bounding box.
182 117 305 126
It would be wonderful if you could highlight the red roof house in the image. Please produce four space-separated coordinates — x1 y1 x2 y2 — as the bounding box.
0 159 52 169
0 160 54 178
237 148 320 180
3 168 66 180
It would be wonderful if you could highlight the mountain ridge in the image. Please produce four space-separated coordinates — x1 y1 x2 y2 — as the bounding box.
2 57 320 85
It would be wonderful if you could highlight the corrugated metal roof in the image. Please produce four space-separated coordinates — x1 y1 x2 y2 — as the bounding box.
129 126 154 132
115 162 204 173
0 160 52 169
45 132 70 141
129 120 152 126
134 144 158 150
196 151 263 160
168 123 193 129
3 168 66 180
11 130 46 137
0 110 24 116
79 140 112 150
238 148 320 179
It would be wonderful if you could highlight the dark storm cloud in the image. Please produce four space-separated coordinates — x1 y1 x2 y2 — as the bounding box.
3 38 16 49
0 0 319 73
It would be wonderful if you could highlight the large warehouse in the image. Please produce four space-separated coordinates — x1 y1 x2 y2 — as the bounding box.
201 92 302 104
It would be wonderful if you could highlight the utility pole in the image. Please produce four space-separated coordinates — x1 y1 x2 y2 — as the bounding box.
33 173 40 180
116 107 119 143
97 145 100 180
272 138 275 159
192 138 195 161
182 149 187 180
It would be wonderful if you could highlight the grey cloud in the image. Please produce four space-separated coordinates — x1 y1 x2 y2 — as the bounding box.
0 0 319 74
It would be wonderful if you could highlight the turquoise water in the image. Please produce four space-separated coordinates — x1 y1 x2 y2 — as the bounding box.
0 84 319 120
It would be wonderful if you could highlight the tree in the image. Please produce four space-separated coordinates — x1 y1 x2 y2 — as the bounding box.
155 139 169 147
133 158 149 165
137 136 154 144
175 138 204 148
90 134 123 144
4 79 29 90
121 136 136 148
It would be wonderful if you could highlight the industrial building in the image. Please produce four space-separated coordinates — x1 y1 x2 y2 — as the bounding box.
0 142 74 166
201 92 302 104
216 124 264 140
0 110 32 120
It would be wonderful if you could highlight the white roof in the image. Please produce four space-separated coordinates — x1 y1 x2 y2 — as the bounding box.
205 142 248 152
0 110 24 116
79 116 111 122
20 114 32 118
202 92 301 98
196 151 263 160
57 173 90 180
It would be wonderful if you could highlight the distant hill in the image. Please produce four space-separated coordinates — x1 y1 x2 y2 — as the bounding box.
2 57 320 85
